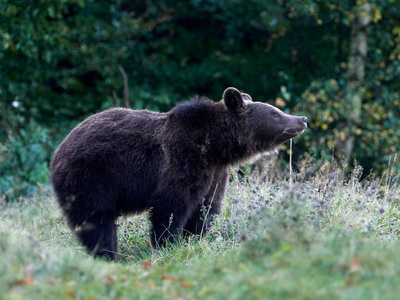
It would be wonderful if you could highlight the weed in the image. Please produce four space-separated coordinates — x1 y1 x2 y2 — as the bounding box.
0 158 399 299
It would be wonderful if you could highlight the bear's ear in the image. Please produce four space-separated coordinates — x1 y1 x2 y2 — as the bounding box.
223 87 245 112
241 93 252 101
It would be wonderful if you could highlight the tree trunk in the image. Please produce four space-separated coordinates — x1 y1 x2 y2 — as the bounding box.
345 3 370 162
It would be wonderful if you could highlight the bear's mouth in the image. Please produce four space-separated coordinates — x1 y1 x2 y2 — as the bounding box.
283 128 305 137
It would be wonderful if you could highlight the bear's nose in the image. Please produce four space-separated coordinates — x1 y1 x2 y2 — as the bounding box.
300 116 307 123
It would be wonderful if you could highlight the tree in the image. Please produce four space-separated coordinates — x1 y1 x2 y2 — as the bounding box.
344 2 370 161
299 0 400 173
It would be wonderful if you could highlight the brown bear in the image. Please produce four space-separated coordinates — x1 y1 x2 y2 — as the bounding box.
51 87 307 260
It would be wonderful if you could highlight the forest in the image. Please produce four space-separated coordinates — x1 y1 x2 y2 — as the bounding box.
1 0 400 198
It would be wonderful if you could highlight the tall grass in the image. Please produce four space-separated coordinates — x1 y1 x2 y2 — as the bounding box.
0 157 399 299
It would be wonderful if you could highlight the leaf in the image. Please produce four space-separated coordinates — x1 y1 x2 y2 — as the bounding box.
14 273 34 286
143 261 152 269
349 257 361 273
162 276 180 281
239 263 250 273
181 281 190 287
106 276 115 284
47 7 56 19
67 291 76 298
275 97 286 107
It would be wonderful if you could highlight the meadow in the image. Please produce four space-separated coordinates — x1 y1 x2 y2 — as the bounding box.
1 156 400 300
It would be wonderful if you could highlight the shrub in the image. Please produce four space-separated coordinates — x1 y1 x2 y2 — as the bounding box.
0 104 54 200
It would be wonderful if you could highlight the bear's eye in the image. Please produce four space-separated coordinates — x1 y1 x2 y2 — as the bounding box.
272 111 279 117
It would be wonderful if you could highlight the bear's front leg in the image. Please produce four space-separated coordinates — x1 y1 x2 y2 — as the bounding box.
149 204 192 247
184 169 229 236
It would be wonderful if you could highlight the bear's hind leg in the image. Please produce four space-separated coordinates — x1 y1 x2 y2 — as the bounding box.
73 212 118 260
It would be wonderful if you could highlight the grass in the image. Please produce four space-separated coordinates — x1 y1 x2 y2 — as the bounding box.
0 160 400 299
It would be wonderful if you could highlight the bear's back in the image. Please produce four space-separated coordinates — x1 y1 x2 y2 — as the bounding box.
50 108 167 210
54 108 165 159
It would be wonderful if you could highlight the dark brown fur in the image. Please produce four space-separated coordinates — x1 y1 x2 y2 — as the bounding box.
51 87 307 260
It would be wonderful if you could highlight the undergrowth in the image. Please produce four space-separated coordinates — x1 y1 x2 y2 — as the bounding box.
0 158 399 299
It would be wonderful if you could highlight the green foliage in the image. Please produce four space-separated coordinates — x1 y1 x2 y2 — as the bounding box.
0 104 54 200
1 0 400 196
287 0 400 173
0 0 362 119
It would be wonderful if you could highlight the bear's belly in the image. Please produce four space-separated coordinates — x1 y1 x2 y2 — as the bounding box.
115 175 159 214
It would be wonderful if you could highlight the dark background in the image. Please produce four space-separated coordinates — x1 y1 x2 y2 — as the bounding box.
1 0 399 198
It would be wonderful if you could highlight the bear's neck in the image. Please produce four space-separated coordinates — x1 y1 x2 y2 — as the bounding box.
208 116 256 166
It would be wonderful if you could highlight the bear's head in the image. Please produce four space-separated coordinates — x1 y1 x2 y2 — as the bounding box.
222 87 307 153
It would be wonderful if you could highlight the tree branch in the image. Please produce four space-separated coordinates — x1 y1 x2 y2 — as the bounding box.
118 65 131 109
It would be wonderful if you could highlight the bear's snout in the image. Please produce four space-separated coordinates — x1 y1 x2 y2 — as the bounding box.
299 116 308 129
282 115 308 139
294 116 307 130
